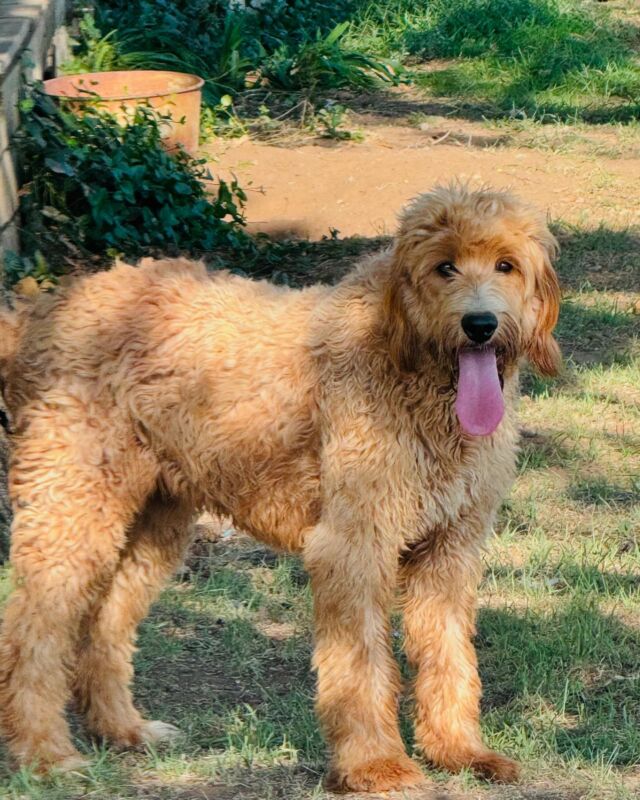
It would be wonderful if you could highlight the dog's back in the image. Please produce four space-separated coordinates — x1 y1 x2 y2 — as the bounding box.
2 259 331 550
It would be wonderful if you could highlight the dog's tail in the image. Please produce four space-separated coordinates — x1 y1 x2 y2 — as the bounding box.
0 307 22 432
0 309 21 375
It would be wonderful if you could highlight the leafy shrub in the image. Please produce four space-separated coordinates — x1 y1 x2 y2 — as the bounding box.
3 250 59 288
250 0 353 50
259 22 400 92
65 1 398 105
16 89 248 264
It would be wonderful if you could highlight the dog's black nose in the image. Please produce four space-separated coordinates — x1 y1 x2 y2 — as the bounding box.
461 312 498 344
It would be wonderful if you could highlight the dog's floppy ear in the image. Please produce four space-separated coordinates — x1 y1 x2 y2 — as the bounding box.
384 245 420 374
527 232 562 376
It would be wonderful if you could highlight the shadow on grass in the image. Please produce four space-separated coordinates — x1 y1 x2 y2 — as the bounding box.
554 226 640 293
134 597 321 759
219 222 640 292
209 232 391 287
415 72 640 126
126 551 640 786
568 477 640 508
517 430 582 473
478 603 640 765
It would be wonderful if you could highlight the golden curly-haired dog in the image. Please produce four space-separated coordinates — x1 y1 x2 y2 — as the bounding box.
0 184 560 790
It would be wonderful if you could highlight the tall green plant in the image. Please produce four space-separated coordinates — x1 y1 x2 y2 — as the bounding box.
260 22 401 93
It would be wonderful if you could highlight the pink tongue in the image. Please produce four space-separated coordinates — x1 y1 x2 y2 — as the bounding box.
455 349 504 436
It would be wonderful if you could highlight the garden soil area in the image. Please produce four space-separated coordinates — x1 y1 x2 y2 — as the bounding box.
209 103 640 239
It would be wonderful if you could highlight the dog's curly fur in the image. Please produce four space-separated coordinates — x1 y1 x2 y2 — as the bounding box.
0 185 560 789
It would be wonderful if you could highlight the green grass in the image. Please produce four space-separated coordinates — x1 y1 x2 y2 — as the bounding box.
347 0 640 122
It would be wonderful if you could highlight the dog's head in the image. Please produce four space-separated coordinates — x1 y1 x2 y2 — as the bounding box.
384 184 561 435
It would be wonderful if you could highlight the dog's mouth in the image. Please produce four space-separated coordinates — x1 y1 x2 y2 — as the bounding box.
455 346 505 437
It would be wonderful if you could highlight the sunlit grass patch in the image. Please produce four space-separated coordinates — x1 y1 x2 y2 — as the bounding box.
404 0 640 121
483 117 640 160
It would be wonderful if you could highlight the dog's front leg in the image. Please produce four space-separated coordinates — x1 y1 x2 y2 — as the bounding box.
304 417 425 793
400 537 520 783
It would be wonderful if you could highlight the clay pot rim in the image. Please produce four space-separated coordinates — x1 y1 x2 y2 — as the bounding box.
43 70 205 103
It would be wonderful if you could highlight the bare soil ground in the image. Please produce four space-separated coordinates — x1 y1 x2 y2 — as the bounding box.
207 87 640 239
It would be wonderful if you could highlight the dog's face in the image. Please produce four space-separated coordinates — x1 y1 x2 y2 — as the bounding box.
385 186 561 434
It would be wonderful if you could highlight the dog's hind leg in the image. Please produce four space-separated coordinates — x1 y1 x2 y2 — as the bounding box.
400 535 520 783
74 495 194 748
0 403 158 770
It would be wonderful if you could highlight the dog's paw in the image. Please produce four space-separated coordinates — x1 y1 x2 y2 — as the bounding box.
140 720 183 745
48 753 92 774
327 755 426 793
467 750 520 783
10 743 91 775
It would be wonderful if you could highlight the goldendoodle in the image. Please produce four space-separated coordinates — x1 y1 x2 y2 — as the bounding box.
0 184 560 791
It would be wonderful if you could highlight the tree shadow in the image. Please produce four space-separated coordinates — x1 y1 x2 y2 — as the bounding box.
127 553 640 780
517 429 582 473
477 602 640 765
568 477 640 509
209 232 391 287
554 226 640 294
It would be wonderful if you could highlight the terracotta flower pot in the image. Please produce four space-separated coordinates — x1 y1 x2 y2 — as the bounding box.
42 70 204 154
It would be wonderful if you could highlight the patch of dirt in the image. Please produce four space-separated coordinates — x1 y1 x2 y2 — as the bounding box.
207 115 640 240
135 623 260 717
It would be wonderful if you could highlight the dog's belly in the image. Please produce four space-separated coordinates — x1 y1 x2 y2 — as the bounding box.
147 388 322 553
167 449 321 553
223 454 322 552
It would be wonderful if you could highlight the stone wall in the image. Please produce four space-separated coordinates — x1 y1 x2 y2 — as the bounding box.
0 0 70 274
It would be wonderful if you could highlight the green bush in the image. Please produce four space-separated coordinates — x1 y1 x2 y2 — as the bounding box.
16 89 248 266
66 1 398 104
259 22 400 92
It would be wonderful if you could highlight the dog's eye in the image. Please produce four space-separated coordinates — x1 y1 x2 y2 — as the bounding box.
496 260 514 273
436 262 458 278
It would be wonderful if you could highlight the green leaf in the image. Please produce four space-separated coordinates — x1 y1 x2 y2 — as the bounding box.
44 157 76 176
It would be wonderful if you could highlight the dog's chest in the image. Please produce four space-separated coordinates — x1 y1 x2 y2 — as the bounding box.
409 413 518 544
